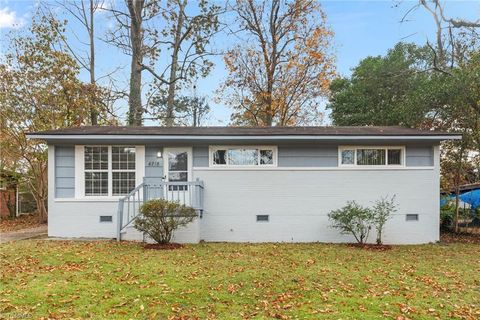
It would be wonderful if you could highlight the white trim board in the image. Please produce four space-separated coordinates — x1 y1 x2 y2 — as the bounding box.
72 145 145 200
338 145 406 168
54 198 123 202
208 145 278 168
193 166 435 171
28 134 462 141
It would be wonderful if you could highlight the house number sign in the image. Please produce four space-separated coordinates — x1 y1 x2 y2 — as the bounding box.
147 161 161 167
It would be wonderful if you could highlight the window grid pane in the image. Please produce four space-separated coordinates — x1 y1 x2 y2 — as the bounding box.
84 146 109 196
112 172 136 195
85 172 108 196
112 147 136 170
227 149 259 165
260 150 273 165
213 150 227 165
388 149 402 165
212 148 275 166
112 147 136 195
84 146 108 170
356 149 386 166
341 149 355 165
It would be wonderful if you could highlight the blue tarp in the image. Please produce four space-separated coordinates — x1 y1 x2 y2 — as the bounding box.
443 190 480 209
459 190 480 209
440 196 452 207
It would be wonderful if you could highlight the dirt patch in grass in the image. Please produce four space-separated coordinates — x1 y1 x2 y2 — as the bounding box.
348 243 393 251
441 231 480 244
0 214 45 232
143 242 184 250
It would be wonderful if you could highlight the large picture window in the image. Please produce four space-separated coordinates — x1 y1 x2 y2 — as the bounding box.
339 146 404 167
210 146 277 167
84 146 136 196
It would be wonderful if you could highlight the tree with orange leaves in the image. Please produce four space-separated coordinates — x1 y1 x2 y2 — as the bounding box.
0 14 106 222
220 0 336 126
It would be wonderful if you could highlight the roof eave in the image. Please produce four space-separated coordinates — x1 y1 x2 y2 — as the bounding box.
26 134 463 141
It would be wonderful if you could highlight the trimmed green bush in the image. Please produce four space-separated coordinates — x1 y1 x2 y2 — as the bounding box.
328 196 398 245
328 201 374 244
134 199 197 244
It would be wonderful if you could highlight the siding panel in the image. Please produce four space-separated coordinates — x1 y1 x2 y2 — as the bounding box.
193 146 209 167
406 146 433 166
55 146 75 198
145 146 164 178
278 145 338 167
194 168 439 244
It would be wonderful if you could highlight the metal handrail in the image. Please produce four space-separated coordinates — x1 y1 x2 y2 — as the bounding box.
116 179 205 241
117 182 144 241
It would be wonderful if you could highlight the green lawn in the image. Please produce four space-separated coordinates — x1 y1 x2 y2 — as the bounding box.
1 241 479 319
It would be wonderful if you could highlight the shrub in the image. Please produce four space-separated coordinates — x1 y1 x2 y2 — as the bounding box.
328 201 374 244
134 199 197 244
372 195 397 245
440 203 455 231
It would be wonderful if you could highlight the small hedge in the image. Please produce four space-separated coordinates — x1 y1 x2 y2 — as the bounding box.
134 199 197 244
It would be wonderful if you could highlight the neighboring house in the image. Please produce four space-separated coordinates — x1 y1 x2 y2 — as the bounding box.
27 126 461 244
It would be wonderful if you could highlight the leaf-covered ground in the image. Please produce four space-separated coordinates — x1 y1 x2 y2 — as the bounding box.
1 241 479 319
0 214 45 232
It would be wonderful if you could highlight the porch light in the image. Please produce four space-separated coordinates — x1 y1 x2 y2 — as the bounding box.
156 151 162 158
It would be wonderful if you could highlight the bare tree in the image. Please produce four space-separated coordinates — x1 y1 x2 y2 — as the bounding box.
401 0 480 69
148 85 211 127
106 0 161 126
46 1 104 124
401 0 480 233
144 0 221 126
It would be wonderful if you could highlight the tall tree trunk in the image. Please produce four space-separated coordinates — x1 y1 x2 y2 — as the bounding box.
29 164 48 223
454 143 466 233
192 102 197 127
35 195 48 223
264 84 273 126
127 0 144 126
165 0 186 127
89 0 98 125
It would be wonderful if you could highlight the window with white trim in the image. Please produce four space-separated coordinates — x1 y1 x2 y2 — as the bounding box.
210 146 276 167
84 146 109 196
339 146 404 167
112 147 136 195
84 146 136 196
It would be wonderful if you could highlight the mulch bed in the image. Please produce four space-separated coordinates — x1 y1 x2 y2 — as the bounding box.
347 243 392 251
143 243 184 250
0 214 45 232
440 232 480 244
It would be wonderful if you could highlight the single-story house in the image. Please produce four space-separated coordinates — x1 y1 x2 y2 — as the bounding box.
27 126 461 244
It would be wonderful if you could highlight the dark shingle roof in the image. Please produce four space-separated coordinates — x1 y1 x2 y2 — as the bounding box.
28 126 459 137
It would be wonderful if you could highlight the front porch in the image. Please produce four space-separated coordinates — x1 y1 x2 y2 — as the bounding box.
117 178 204 241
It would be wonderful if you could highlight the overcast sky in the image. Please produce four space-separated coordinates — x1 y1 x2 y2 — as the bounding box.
1 0 479 125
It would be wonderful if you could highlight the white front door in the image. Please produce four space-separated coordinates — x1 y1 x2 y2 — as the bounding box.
163 147 192 203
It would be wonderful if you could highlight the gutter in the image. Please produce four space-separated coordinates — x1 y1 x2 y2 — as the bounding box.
26 134 463 141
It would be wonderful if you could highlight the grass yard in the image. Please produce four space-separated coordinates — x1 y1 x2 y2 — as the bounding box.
1 241 479 319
